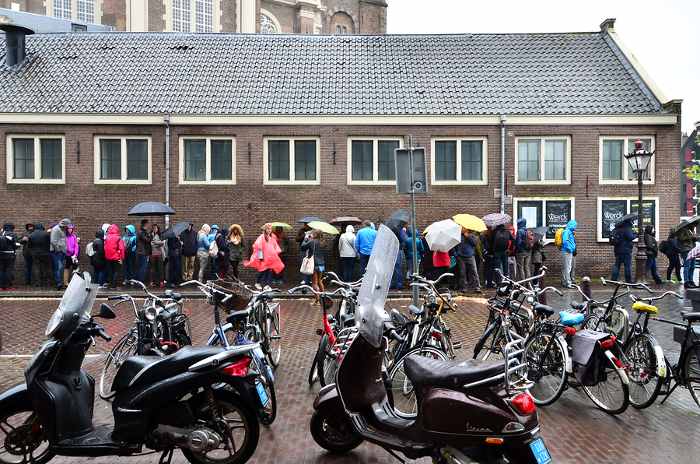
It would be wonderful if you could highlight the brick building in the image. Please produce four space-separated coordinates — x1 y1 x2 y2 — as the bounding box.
681 122 700 216
0 18 683 278
0 0 387 34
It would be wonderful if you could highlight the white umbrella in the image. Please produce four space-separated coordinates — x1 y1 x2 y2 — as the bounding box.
424 219 462 252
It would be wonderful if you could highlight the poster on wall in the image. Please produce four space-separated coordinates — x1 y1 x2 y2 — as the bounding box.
515 201 543 229
601 200 628 239
545 200 572 239
630 200 657 235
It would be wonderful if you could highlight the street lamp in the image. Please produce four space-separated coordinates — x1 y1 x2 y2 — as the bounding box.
625 139 655 282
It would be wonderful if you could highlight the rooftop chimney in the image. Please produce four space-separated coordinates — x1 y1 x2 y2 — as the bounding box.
1 23 35 67
599 18 616 33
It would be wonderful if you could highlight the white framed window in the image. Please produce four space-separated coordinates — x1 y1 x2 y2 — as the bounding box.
77 0 95 23
169 0 219 32
94 136 152 185
430 137 488 185
512 197 575 243
195 0 213 32
6 135 65 184
347 137 403 185
264 137 320 185
52 0 72 19
172 0 192 32
597 197 659 242
515 136 571 184
599 136 655 184
179 136 236 185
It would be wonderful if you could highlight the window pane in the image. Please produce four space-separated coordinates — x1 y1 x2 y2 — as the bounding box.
126 139 148 180
627 138 653 181
172 0 191 32
184 139 206 181
99 139 121 180
268 140 290 181
602 140 623 180
211 140 233 180
351 140 373 181
518 140 540 181
461 141 483 181
544 139 566 180
40 139 62 179
378 141 398 181
295 140 317 181
12 138 34 179
77 0 95 23
195 0 213 32
435 141 457 181
53 0 71 19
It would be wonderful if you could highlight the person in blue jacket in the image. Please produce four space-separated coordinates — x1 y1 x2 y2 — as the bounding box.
122 224 137 285
561 220 577 288
355 221 377 276
610 220 636 283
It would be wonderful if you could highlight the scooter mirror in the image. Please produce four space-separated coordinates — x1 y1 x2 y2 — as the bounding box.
95 303 117 320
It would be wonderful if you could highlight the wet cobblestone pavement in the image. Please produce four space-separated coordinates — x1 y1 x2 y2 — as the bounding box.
1 289 699 463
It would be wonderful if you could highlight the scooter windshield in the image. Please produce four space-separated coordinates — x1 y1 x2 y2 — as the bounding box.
356 225 399 348
46 272 98 340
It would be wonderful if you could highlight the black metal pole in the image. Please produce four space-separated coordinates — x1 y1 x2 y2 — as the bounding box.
635 169 647 282
408 138 419 306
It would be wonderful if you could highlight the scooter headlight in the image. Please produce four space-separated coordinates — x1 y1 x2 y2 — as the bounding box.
45 307 64 337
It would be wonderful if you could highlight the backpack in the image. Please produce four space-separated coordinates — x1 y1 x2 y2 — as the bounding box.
554 228 565 248
86 241 95 257
492 228 511 253
659 240 674 256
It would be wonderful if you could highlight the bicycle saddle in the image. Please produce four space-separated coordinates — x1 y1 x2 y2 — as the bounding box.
533 304 554 318
681 311 700 322
570 301 586 311
559 311 585 327
408 304 424 317
632 301 658 315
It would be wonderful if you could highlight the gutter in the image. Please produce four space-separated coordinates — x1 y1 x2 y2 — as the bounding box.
500 115 507 214
164 114 171 227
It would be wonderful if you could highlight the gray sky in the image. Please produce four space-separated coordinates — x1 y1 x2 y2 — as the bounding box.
388 0 699 133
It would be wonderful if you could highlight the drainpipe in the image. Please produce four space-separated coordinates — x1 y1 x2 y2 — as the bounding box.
500 115 507 214
164 114 171 228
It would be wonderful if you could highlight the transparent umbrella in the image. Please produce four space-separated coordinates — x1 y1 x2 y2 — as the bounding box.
424 219 462 252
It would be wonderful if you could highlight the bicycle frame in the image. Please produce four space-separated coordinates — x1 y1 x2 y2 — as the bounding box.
651 316 700 402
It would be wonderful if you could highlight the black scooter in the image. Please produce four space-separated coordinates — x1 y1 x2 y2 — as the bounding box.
0 272 268 464
309 225 552 464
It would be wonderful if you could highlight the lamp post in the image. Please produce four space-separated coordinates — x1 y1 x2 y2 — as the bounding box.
624 139 655 282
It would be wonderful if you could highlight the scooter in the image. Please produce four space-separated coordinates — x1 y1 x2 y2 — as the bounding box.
0 272 268 464
309 225 552 464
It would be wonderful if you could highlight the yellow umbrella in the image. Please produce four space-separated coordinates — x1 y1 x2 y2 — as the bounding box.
269 222 293 230
452 214 487 232
307 221 340 235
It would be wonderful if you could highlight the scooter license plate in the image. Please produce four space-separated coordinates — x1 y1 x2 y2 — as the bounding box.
529 438 551 464
255 380 269 407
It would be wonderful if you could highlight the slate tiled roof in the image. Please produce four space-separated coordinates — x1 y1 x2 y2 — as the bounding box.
0 32 664 116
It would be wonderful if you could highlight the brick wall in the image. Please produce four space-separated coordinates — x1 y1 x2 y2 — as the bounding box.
0 120 681 282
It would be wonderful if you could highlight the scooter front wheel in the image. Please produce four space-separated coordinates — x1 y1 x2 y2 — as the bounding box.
310 410 362 454
0 406 54 464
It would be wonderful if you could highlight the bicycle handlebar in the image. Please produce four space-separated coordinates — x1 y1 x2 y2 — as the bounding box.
410 273 453 287
287 285 344 298
629 290 683 303
600 277 654 293
180 280 233 303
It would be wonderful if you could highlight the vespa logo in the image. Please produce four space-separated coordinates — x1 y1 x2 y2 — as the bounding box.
465 421 492 433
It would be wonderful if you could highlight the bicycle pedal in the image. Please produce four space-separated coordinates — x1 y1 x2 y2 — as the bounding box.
452 341 463 350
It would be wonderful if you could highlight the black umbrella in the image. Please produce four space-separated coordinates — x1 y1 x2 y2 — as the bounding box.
614 213 637 227
675 216 700 232
162 221 190 239
128 201 175 216
389 209 410 223
297 216 322 224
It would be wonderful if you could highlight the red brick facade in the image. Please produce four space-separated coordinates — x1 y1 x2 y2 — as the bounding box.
0 119 682 280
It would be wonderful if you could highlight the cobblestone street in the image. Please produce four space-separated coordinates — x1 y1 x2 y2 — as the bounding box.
1 291 699 464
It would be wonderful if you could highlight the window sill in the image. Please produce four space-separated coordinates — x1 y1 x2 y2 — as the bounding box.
7 178 65 185
179 180 237 186
95 179 152 185
264 180 321 186
348 180 397 186
431 180 488 186
514 180 571 186
599 179 655 186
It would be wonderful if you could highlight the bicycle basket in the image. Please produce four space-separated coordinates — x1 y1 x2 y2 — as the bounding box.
212 281 253 311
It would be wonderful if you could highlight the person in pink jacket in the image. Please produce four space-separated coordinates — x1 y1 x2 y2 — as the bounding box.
245 224 284 289
104 224 125 288
64 224 80 286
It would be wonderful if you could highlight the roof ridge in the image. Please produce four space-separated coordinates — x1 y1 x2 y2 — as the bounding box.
20 31 603 38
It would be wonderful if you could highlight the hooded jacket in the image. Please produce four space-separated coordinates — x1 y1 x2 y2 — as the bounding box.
136 225 152 256
123 225 137 254
456 233 477 258
561 220 577 254
245 233 284 274
0 223 18 258
515 218 530 253
28 224 50 257
612 222 636 255
197 224 212 252
339 225 357 258
644 226 658 258
104 224 125 262
355 225 377 256
65 226 79 258
180 224 197 256
50 218 70 254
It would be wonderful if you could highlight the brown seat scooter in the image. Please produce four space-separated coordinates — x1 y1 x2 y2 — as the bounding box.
308 225 552 464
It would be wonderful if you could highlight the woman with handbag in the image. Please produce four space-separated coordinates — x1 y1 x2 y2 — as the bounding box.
244 223 284 289
227 224 245 280
301 229 326 296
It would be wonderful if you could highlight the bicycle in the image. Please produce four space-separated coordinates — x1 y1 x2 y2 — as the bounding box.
98 280 189 400
636 298 700 409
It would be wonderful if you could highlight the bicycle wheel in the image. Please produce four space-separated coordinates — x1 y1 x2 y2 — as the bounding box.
99 330 139 400
684 345 700 409
388 347 448 418
624 334 664 409
265 305 282 368
524 332 567 406
582 354 630 415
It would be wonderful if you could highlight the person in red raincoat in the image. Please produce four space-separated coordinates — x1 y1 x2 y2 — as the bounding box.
244 224 284 289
